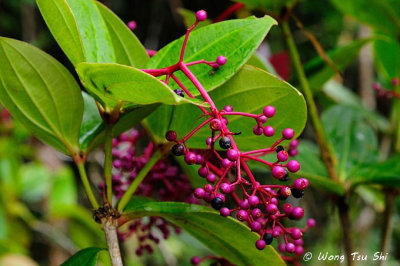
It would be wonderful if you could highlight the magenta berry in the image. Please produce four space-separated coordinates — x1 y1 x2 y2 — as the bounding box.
194 188 205 199
292 207 304 220
307 218 316 227
209 119 222 131
295 246 304 256
286 243 296 253
206 137 212 145
278 243 286 252
287 160 300 173
257 115 267 124
277 150 289 162
253 125 263 135
282 128 294 139
195 10 207 21
216 55 227 66
272 228 281 238
255 239 266 250
198 166 209 178
220 207 230 217
290 139 299 148
240 200 250 210
165 130 177 141
291 228 303 240
237 210 249 221
127 20 136 30
294 178 309 190
251 221 262 232
206 173 216 183
293 238 303 246
227 149 239 161
251 208 262 218
248 195 259 206
220 182 231 194
280 187 291 198
223 105 233 112
263 126 275 137
263 106 276 117
221 158 232 168
204 184 213 192
392 77 399 87
191 256 201 265
272 166 286 179
184 152 197 165
266 204 278 214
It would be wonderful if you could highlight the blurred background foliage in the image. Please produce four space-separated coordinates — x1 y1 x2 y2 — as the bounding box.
0 0 399 265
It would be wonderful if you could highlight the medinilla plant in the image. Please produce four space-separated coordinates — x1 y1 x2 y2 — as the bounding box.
0 0 311 265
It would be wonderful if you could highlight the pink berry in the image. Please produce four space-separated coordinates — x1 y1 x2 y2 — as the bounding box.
236 210 248 221
210 119 222 131
127 20 136 30
224 105 233 112
307 218 316 227
184 152 197 165
263 126 274 137
280 187 291 197
291 228 303 240
248 195 259 206
270 198 278 205
220 183 231 194
191 256 201 265
204 184 213 192
286 243 295 253
290 139 299 148
282 128 294 139
206 173 216 183
198 167 209 177
206 137 212 145
194 188 205 199
293 238 303 246
263 106 276 117
266 204 278 214
292 207 304 220
295 246 304 256
253 125 263 135
282 203 293 214
257 115 267 124
195 10 207 21
216 55 227 65
294 178 309 190
289 149 298 156
221 158 232 168
196 154 204 165
278 243 286 252
251 221 262 232
227 149 239 161
220 207 230 217
277 150 289 162
272 229 281 237
255 239 266 250
240 200 250 210
392 77 399 87
272 166 286 179
287 160 300 173
251 208 262 218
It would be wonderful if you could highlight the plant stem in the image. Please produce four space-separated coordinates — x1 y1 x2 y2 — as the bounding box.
379 189 398 266
117 150 162 212
104 123 114 205
103 218 123 266
281 21 339 182
77 162 99 209
338 196 354 266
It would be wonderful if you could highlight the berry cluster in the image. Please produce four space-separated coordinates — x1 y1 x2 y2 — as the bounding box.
141 10 314 262
373 78 400 99
104 129 196 255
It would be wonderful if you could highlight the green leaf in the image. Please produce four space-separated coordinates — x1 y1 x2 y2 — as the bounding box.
175 156 207 189
352 153 400 187
234 0 296 11
76 62 206 108
18 163 51 202
123 199 285 266
147 16 277 96
322 80 390 132
305 38 372 92
247 53 278 75
96 2 149 68
0 38 83 155
294 141 345 195
330 0 400 36
48 167 77 215
36 0 115 65
373 33 400 80
144 65 307 151
78 92 158 152
61 247 105 266
322 105 379 181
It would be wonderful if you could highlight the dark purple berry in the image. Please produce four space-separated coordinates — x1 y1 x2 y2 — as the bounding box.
174 89 185 97
276 145 284 152
219 136 231 149
291 188 304 198
263 233 273 245
211 197 224 210
171 144 184 156
165 130 177 141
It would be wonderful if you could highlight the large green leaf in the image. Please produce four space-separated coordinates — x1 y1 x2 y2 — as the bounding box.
322 80 390 132
48 167 77 215
147 16 277 96
76 62 206 108
123 199 285 266
61 247 105 266
322 105 379 181
373 33 400 80
96 2 149 68
144 65 307 151
352 154 400 187
305 38 372 92
36 0 115 65
0 37 83 155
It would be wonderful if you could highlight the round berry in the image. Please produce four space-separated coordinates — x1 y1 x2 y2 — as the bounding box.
263 126 275 137
263 233 273 245
392 77 399 87
221 158 232 168
291 188 304 198
257 115 267 124
184 152 197 165
294 178 309 190
295 246 304 256
195 10 207 21
279 170 289 182
276 145 284 152
165 130 177 141
224 105 233 112
191 256 201 265
216 56 227 66
287 160 300 173
253 125 263 135
209 119 222 131
198 166 209 177
282 128 294 139
204 184 213 192
171 144 184 156
251 208 262 219
248 195 259 206
292 207 304 220
221 117 228 125
291 228 303 240
307 218 316 227
240 199 250 210
289 149 298 157
227 149 239 161
211 197 224 210
206 173 216 183
204 193 213 203
220 183 231 194
280 187 291 197
373 82 381 91
236 210 248 221
272 166 286 179
266 204 278 215
206 137 212 145
277 151 289 162
255 239 266 250
219 136 231 149
263 106 276 117
194 188 205 199
196 154 204 165
286 243 296 253
270 197 278 205
220 207 230 217
278 243 286 252
290 139 299 148
251 221 262 232
127 20 136 30
174 89 185 97
272 228 281 238
293 238 303 246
